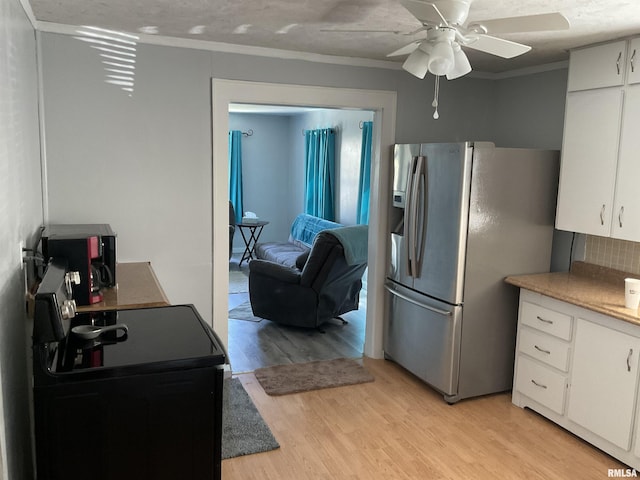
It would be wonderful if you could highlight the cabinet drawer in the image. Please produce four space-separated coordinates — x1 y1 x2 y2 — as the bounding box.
519 328 571 372
515 356 566 415
520 301 573 340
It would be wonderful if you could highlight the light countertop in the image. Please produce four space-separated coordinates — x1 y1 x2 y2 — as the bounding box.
77 262 170 312
505 261 640 326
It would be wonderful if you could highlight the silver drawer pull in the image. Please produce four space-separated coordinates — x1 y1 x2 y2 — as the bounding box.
534 345 551 355
632 49 637 73
531 379 548 389
628 348 633 372
600 204 606 225
536 316 553 325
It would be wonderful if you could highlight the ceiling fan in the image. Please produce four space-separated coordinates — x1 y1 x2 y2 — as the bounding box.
393 0 570 80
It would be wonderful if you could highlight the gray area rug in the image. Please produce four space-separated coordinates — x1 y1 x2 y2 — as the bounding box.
254 358 374 396
228 300 261 322
222 377 279 459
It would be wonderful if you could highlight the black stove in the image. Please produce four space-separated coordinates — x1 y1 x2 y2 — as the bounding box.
32 259 226 480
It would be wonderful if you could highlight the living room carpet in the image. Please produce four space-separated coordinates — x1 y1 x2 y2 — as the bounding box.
228 300 260 322
254 358 374 396
222 377 279 459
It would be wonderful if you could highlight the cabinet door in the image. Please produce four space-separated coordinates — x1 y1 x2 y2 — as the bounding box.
612 85 640 240
555 89 622 235
568 41 627 91
627 38 640 85
567 319 640 450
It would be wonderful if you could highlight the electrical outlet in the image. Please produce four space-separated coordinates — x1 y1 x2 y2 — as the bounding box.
19 240 24 270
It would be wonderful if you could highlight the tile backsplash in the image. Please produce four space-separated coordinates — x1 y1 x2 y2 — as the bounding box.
585 236 640 275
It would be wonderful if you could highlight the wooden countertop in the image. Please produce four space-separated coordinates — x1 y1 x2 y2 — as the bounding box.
77 262 170 312
505 261 640 326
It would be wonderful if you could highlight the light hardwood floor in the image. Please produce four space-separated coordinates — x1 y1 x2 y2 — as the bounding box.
223 358 626 479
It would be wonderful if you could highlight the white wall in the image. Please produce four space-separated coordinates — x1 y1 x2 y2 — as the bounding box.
0 0 43 478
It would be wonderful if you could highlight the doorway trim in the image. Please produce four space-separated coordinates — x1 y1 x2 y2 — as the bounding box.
211 79 396 360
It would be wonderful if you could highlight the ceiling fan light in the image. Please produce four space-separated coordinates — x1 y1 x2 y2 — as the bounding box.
428 41 454 76
447 47 472 80
402 47 431 79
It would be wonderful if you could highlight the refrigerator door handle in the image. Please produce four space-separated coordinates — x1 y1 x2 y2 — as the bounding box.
414 156 428 275
404 155 418 276
385 284 453 316
409 156 423 277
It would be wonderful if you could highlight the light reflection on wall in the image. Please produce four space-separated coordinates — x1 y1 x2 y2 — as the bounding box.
73 26 138 97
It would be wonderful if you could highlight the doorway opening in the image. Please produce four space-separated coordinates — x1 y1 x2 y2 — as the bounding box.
226 103 373 372
211 79 397 374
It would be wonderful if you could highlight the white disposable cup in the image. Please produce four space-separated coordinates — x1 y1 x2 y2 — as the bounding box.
625 278 640 309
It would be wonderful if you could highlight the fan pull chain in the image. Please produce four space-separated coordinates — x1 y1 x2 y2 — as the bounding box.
432 75 440 120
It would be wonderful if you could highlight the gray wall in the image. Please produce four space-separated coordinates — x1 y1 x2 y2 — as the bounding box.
493 69 568 150
0 22 573 476
0 0 43 478
229 108 375 252
228 113 292 249
39 30 570 321
42 37 215 321
40 31 508 325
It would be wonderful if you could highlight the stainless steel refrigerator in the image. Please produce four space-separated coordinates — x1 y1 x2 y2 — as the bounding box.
384 142 559 403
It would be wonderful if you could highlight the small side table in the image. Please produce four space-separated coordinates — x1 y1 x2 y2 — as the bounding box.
237 220 269 266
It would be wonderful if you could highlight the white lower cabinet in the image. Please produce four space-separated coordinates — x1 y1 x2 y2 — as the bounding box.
513 290 640 469
568 318 640 450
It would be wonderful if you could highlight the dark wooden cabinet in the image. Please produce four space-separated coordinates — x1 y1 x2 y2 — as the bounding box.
34 366 223 480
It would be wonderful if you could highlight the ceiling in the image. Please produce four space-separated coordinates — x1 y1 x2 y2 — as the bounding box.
29 0 640 74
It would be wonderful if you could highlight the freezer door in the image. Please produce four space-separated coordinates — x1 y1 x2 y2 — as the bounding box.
384 281 462 398
410 142 472 305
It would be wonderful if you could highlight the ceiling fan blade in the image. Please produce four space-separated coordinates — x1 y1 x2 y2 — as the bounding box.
400 0 448 26
320 28 405 34
469 12 570 34
387 41 422 57
464 35 531 58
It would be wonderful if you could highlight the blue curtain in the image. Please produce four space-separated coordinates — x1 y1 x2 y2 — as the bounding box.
228 130 243 223
304 128 336 221
357 121 373 225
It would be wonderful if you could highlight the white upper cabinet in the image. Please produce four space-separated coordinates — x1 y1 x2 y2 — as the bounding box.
627 38 640 85
612 85 640 240
556 89 622 235
557 37 640 239
568 41 627 91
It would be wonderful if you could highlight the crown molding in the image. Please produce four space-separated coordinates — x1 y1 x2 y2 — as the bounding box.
18 0 37 28
36 21 402 70
35 21 568 79
488 60 569 79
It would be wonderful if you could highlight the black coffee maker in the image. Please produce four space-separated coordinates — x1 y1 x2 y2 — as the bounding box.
41 224 117 306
